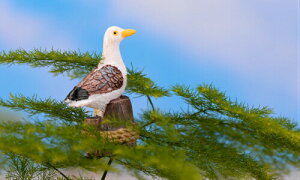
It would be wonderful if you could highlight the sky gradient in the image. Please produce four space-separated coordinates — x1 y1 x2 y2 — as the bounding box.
0 0 298 123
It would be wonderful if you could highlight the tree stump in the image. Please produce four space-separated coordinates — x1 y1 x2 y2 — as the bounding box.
84 95 139 146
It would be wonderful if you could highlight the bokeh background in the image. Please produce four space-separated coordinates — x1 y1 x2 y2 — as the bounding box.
0 0 299 179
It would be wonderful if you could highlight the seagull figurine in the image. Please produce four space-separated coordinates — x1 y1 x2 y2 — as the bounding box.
65 26 136 117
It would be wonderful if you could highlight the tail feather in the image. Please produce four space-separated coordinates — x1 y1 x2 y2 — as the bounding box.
65 87 89 101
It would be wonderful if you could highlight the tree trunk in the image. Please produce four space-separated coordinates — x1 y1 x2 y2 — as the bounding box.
84 95 139 145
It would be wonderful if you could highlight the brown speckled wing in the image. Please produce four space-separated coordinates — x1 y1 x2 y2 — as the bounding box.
77 65 124 95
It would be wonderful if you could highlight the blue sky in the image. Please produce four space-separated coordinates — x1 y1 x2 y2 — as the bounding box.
0 0 298 121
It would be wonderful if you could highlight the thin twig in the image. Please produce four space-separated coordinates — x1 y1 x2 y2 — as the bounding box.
46 163 70 180
140 120 155 128
139 96 156 128
146 96 155 111
101 157 113 180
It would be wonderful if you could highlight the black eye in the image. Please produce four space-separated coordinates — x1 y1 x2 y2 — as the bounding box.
113 31 118 35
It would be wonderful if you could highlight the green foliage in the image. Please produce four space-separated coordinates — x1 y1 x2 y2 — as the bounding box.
116 145 203 180
0 119 123 180
0 49 99 79
0 49 299 180
5 155 57 180
127 68 170 98
0 94 88 123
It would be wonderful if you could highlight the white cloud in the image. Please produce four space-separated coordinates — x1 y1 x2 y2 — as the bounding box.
0 1 75 49
109 0 297 76
112 1 295 77
109 0 299 118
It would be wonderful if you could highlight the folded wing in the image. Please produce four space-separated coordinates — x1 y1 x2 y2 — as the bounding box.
65 65 124 101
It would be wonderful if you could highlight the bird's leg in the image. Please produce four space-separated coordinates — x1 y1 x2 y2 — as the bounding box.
94 109 104 117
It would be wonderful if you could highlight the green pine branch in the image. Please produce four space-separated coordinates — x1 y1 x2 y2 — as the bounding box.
0 94 88 123
137 84 300 178
173 85 300 154
0 49 99 79
0 116 203 180
127 68 170 98
0 119 109 170
5 154 59 180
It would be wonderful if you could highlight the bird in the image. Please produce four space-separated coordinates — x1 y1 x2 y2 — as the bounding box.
65 26 136 117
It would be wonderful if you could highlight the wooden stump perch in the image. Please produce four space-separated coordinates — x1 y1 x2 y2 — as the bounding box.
85 95 139 145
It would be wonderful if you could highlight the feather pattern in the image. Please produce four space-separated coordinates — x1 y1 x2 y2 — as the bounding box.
65 65 123 101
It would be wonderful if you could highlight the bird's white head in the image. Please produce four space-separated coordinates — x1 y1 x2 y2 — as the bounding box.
102 26 136 60
104 26 136 43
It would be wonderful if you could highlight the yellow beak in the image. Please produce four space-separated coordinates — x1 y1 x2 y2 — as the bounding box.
122 29 136 38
